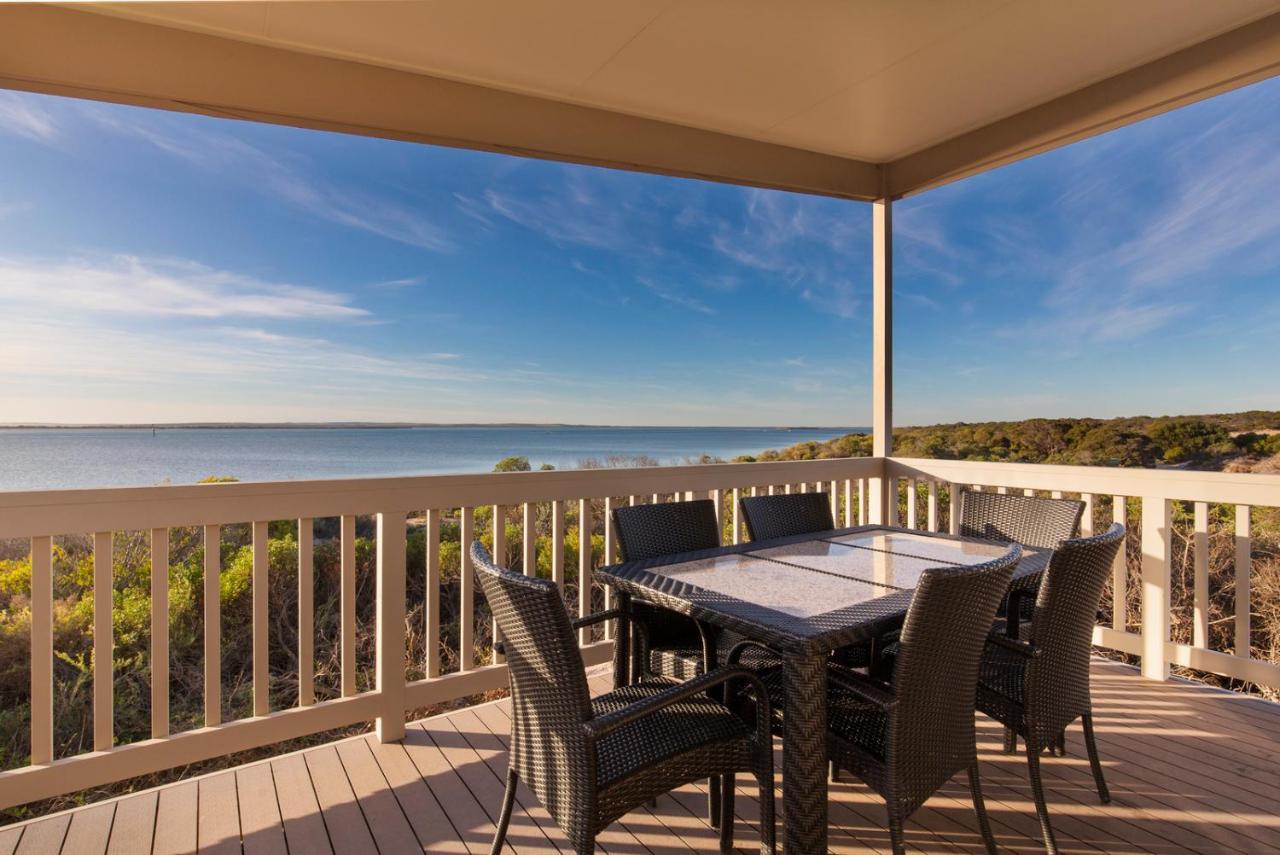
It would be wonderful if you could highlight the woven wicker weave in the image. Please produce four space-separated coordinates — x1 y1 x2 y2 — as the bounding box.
827 546 1020 855
472 542 776 854
975 524 1125 855
612 500 721 681
739 492 834 542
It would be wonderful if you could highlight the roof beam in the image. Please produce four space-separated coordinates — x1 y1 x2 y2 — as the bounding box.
888 11 1280 197
0 5 881 201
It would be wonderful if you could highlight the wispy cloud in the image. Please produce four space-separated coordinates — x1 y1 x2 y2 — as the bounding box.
0 255 367 320
637 276 715 315
84 106 454 252
0 92 58 143
368 276 425 289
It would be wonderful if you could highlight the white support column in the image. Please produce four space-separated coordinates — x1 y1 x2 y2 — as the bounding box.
870 197 893 524
1140 497 1171 681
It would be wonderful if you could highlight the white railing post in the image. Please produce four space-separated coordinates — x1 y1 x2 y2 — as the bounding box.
340 515 357 697
30 535 52 766
1235 505 1251 658
203 524 221 727
1193 502 1209 649
252 521 269 718
93 531 114 750
151 527 170 736
1140 496 1171 681
297 519 314 705
425 509 441 678
376 511 407 743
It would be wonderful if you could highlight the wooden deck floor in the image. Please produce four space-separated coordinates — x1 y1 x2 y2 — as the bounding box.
1 658 1277 854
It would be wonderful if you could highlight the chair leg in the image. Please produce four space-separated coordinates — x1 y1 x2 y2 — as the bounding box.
490 769 518 855
708 776 721 828
887 808 907 855
1025 740 1058 855
719 773 735 853
830 760 841 783
1002 727 1017 754
968 762 998 855
1081 713 1111 804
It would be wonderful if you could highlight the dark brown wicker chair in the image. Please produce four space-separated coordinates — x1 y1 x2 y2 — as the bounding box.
738 492 874 669
961 490 1085 640
739 491 834 542
827 545 1020 855
975 524 1125 855
612 500 721 682
472 542 776 854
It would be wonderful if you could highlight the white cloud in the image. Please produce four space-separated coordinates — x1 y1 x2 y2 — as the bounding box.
0 92 58 143
0 255 368 320
637 277 715 315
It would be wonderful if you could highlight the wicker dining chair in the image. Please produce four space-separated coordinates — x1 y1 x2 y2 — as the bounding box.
975 524 1125 855
471 542 777 855
738 492 875 669
960 490 1085 640
827 545 1020 855
612 500 722 682
739 491 833 542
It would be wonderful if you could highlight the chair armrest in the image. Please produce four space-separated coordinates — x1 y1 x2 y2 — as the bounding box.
494 608 623 656
582 665 772 746
827 665 896 711
724 638 784 667
986 632 1039 658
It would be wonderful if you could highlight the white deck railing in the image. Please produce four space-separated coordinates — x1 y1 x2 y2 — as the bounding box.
0 455 1276 808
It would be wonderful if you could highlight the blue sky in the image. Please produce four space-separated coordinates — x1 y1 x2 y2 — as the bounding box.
1 77 1277 426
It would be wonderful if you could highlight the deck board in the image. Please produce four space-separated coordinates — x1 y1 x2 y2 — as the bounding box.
1 659 1277 854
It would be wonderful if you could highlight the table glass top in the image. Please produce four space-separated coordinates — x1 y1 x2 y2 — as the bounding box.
748 540 946 590
656 553 898 618
825 530 1011 566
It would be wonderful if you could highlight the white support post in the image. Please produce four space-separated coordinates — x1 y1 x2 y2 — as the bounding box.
203 524 221 727
151 527 170 735
93 531 113 751
30 536 52 765
1140 497 1171 681
340 515 357 698
871 197 893 524
578 499 592 645
251 521 269 718
424 509 441 678
297 519 314 704
376 511 407 743
1235 505 1251 658
1192 502 1209 650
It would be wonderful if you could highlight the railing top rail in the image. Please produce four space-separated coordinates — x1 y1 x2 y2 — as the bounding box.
888 456 1280 505
0 456 883 538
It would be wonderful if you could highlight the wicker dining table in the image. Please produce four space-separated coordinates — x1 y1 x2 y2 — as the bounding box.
597 524 1050 853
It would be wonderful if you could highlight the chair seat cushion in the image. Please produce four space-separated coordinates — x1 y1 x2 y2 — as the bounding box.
590 680 751 788
978 640 1028 705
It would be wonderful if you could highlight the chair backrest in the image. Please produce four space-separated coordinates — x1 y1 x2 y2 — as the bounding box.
612 499 721 561
470 542 593 826
959 490 1084 550
1025 523 1126 736
889 545 1019 812
739 492 834 542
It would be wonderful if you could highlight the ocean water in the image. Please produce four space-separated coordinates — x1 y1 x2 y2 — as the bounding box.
0 426 862 491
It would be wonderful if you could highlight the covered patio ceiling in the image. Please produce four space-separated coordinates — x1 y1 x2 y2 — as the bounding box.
3 1 1280 200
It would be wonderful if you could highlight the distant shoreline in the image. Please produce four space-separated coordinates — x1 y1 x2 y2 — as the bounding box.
0 423 861 431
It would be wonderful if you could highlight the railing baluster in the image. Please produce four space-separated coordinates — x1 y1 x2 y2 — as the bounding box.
1112 497 1127 632
857 479 866 526
886 478 899 526
552 500 565 592
30 535 52 765
1140 497 1171 680
710 488 723 544
906 479 917 529
1235 505 1251 658
492 506 505 665
948 483 961 534
603 498 616 640
425 509 441 678
732 488 742 545
927 481 939 532
1081 493 1095 536
375 511 407 743
203 524 221 727
828 480 839 525
297 518 314 706
93 531 113 751
151 527 170 736
252 521 269 717
843 479 853 528
522 502 536 577
460 507 475 670
1193 502 1209 649
340 515 356 697
578 499 592 646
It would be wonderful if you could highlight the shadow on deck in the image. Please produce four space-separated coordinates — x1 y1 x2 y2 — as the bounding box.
1 658 1276 854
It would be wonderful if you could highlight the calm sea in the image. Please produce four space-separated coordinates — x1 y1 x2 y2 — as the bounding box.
0 426 862 491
